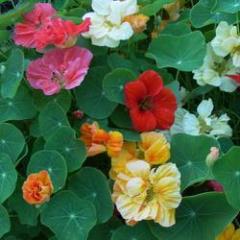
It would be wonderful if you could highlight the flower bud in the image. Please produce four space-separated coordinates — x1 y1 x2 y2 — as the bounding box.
206 147 219 167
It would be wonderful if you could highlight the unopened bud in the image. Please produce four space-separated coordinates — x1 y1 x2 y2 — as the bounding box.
72 110 84 119
206 147 219 167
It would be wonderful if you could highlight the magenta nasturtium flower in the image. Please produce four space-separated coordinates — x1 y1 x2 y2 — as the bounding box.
27 46 93 95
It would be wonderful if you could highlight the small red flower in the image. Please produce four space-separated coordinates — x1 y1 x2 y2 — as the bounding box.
124 70 177 132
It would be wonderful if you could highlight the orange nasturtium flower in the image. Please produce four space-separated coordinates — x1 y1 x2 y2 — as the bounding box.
22 170 54 205
80 122 123 157
216 224 240 240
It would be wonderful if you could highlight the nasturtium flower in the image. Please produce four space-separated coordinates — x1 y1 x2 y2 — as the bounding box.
208 180 223 192
110 132 170 179
82 0 138 48
13 3 90 50
80 122 123 157
27 46 92 95
192 45 239 92
112 160 182 227
22 170 54 205
124 14 149 33
171 99 232 138
211 21 240 67
139 132 170 165
110 142 137 180
124 70 177 132
216 223 240 240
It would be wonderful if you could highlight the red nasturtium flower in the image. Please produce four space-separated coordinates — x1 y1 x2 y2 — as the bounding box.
13 3 91 50
27 46 93 95
22 170 54 205
228 74 240 84
124 70 177 132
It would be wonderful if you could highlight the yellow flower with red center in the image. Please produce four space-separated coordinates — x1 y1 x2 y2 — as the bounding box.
139 132 170 165
112 160 181 226
22 170 54 205
216 224 240 240
80 122 123 157
124 14 149 33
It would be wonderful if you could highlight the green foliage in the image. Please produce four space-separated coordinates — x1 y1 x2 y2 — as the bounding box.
149 192 238 240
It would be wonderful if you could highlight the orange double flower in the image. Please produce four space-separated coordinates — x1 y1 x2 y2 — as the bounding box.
80 122 124 158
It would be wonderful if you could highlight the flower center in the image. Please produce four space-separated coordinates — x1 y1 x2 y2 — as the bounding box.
213 61 227 75
198 117 212 133
139 97 152 111
145 186 154 202
52 71 65 87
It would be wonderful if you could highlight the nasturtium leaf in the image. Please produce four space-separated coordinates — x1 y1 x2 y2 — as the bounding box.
0 205 10 238
0 49 24 99
170 134 219 190
39 102 70 139
33 90 71 112
88 218 122 240
212 147 240 209
110 105 133 129
112 222 157 240
190 0 236 28
149 192 238 240
0 86 37 122
213 0 240 13
75 67 117 119
27 150 67 192
0 30 10 42
0 153 17 203
147 31 206 71
218 137 233 153
7 178 39 226
30 119 41 138
161 22 191 36
0 123 25 163
68 167 113 224
45 127 87 172
103 68 137 104
107 53 138 72
41 191 97 240
140 0 174 16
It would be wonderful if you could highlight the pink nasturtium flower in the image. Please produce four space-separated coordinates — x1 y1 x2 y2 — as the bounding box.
27 46 93 95
13 3 91 50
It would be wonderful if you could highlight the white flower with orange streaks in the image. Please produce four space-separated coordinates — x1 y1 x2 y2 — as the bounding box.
112 160 182 227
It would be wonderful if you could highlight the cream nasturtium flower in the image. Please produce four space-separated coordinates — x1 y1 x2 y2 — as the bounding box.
112 160 182 227
211 21 240 67
82 0 138 48
192 44 239 92
171 99 232 138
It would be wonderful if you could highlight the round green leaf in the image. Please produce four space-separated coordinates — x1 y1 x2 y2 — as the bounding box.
112 222 157 240
75 67 117 119
147 31 206 71
0 86 37 122
0 123 25 163
68 167 113 224
27 150 67 192
41 191 97 240
213 0 240 13
0 153 17 203
190 0 236 28
171 134 219 190
0 49 24 99
33 90 72 112
0 205 10 238
212 147 240 209
45 127 87 172
39 102 70 139
7 177 39 226
149 192 238 240
103 68 136 104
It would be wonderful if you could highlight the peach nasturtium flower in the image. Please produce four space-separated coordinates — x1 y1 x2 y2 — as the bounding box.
139 132 170 165
80 122 123 157
112 160 182 227
124 14 149 33
22 170 54 205
216 223 240 240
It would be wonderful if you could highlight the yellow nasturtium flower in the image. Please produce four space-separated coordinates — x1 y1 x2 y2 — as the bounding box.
139 132 170 165
112 160 182 227
216 224 240 240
